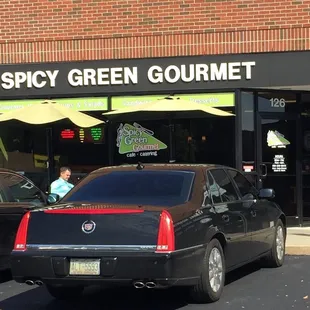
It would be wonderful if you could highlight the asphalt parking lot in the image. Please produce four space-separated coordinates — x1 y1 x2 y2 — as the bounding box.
0 255 309 310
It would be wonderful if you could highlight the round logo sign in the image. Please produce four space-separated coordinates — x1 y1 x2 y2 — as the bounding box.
81 220 96 234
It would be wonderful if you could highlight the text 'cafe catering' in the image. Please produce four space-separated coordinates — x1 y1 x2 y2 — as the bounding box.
1 50 310 226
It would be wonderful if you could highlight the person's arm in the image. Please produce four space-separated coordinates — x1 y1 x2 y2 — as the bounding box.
50 180 61 194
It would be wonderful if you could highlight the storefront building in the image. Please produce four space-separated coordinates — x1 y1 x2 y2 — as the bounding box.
0 52 309 226
1 0 310 225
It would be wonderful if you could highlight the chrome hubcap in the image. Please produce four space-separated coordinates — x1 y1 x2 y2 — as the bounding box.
276 226 284 261
208 247 223 293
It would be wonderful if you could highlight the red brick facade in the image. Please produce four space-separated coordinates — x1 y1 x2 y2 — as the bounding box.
1 0 310 63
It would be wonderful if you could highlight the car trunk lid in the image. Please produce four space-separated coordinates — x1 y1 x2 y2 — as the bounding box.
20 204 174 251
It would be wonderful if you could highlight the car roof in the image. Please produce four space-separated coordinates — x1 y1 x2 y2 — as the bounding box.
0 168 36 183
91 163 231 175
0 168 24 175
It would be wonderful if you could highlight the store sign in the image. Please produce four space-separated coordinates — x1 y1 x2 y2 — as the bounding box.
0 51 310 97
111 93 235 110
146 62 255 84
0 62 255 91
175 93 235 107
272 155 287 172
112 95 169 110
116 122 167 157
267 130 290 148
0 97 108 113
0 54 265 98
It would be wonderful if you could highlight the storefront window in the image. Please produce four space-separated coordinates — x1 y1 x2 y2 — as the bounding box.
111 93 236 167
0 117 109 191
187 115 235 166
241 92 255 172
112 112 236 166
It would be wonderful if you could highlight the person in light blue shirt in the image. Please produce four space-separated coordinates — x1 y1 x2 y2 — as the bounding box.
50 166 74 199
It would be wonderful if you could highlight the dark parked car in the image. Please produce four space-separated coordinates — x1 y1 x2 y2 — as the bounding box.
0 168 47 270
10 164 286 303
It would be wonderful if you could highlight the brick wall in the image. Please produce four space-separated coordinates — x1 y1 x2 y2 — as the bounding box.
1 0 310 63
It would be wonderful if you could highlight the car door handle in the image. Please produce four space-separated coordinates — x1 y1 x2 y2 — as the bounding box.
250 210 257 217
222 215 230 222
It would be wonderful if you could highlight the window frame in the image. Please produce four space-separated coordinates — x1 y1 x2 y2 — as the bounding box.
0 172 46 204
225 167 258 200
207 168 240 204
205 170 223 205
0 173 9 202
63 170 195 206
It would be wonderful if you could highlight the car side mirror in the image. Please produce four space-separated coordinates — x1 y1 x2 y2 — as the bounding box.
47 193 60 204
258 188 275 199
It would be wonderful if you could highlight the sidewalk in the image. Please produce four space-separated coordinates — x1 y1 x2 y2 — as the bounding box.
286 227 310 255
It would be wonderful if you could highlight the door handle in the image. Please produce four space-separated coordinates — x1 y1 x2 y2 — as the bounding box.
222 214 230 222
259 164 267 177
250 210 257 217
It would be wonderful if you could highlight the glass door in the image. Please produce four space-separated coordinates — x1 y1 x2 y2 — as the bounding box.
256 113 301 226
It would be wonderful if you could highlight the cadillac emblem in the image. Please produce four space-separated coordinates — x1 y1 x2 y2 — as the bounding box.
81 220 96 234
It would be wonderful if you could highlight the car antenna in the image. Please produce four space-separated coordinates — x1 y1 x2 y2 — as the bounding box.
136 162 145 170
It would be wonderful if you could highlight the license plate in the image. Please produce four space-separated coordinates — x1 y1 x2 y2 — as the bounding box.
69 259 100 276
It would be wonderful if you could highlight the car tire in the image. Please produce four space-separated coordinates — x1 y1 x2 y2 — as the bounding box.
190 238 225 303
263 219 286 268
46 284 84 300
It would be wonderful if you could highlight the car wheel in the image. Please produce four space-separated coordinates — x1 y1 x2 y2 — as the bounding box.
190 238 225 303
46 284 84 300
263 219 286 267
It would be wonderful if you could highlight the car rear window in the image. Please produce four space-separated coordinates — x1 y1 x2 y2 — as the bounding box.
63 170 195 207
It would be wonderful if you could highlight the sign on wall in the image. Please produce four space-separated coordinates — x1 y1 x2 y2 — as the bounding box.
116 122 167 158
0 55 260 97
0 51 309 97
0 97 108 113
175 93 234 107
111 93 235 110
111 95 169 110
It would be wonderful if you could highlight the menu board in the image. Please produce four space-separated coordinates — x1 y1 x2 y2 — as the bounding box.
59 127 104 144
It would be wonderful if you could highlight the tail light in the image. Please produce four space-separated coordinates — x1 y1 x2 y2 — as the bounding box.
14 211 31 251
156 210 175 253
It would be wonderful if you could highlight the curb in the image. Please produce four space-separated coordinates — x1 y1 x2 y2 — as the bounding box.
286 246 310 255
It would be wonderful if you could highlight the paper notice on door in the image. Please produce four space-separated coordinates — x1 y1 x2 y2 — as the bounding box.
272 154 287 172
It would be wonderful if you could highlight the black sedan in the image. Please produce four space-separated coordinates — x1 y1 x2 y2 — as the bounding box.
0 168 47 271
10 163 286 303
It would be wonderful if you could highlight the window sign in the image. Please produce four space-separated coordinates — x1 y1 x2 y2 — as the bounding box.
111 93 234 110
272 155 287 172
59 127 104 144
111 95 168 110
116 122 167 158
243 165 254 172
0 97 108 113
267 130 290 148
174 93 235 107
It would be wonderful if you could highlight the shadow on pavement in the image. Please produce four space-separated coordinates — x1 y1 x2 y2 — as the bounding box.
225 260 262 285
0 269 12 284
0 262 262 310
47 287 188 310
